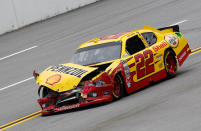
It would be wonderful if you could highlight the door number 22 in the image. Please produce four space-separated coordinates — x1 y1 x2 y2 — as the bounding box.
134 50 155 79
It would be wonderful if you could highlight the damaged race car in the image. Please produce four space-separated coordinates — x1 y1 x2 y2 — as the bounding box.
34 25 191 115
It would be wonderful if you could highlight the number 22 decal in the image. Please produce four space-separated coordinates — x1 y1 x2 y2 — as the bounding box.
134 50 155 79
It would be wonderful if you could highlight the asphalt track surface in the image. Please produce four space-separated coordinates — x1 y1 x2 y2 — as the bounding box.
0 0 201 130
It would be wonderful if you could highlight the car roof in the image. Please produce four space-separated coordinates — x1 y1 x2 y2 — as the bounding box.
77 31 133 49
77 27 159 49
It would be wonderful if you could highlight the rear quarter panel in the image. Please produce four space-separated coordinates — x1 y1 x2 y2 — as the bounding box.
164 32 191 66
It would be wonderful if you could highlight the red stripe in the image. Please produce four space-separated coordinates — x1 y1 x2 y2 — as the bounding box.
128 63 135 68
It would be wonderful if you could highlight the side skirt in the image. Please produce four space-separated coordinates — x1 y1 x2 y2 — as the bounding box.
127 69 167 94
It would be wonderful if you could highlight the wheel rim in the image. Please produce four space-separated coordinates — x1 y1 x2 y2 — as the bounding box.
166 55 176 75
113 77 121 97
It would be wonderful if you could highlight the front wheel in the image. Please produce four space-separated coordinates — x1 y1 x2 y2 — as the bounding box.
164 50 177 78
112 74 125 100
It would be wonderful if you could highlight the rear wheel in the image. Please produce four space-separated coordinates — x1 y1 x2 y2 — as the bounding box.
112 74 125 100
164 50 177 78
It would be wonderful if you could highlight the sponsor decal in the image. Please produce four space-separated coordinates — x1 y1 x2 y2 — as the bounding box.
156 54 163 61
124 63 130 77
123 63 131 79
179 51 186 61
152 42 168 52
158 63 163 69
123 62 132 88
165 34 178 47
55 104 80 111
127 82 131 88
177 44 190 66
46 74 61 86
47 65 88 78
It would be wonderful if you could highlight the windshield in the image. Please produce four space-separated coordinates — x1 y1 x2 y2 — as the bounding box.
72 41 122 65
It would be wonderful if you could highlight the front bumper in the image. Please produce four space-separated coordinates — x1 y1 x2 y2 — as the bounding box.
38 85 113 115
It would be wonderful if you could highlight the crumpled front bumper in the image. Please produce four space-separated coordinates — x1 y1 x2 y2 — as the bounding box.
38 85 113 115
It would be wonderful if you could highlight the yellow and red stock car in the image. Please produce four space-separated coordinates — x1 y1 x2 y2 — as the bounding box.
34 25 191 115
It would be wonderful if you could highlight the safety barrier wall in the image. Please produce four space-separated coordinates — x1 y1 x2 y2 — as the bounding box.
0 0 18 35
0 0 99 35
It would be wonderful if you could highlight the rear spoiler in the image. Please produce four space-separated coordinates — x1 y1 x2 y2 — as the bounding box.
158 25 179 32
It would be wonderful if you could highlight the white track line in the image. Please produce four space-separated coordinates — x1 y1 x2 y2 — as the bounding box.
169 20 188 26
0 77 34 91
0 46 38 61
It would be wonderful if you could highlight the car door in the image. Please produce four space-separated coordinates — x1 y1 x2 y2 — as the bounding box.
123 33 156 86
121 33 154 92
121 33 155 93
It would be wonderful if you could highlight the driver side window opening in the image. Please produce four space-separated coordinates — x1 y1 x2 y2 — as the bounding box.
126 35 145 55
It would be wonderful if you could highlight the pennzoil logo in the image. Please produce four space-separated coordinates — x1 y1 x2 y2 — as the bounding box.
47 65 88 78
46 74 62 86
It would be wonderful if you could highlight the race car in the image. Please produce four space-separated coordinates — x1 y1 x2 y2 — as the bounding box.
33 25 191 115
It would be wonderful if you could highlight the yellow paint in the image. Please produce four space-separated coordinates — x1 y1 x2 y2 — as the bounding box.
89 60 115 67
105 60 121 75
36 63 97 92
0 111 41 131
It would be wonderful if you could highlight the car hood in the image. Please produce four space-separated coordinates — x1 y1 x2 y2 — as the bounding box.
36 63 97 92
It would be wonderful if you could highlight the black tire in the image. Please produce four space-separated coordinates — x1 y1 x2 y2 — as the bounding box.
164 50 177 78
112 74 125 100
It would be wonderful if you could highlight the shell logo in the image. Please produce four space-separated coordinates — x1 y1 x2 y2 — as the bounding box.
46 74 61 86
152 42 168 52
